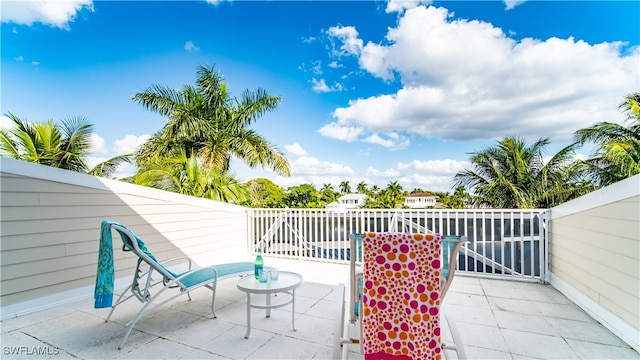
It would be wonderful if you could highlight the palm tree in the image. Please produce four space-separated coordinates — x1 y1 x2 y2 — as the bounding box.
132 64 290 176
319 183 337 204
356 181 368 194
1 112 92 172
339 181 351 194
572 92 640 187
385 181 404 207
453 136 591 208
2 112 133 178
131 149 249 203
386 181 403 196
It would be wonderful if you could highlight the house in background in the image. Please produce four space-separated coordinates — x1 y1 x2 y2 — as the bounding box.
404 192 438 208
338 193 367 208
327 193 368 211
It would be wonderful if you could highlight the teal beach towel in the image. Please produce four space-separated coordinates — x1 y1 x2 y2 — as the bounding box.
94 220 174 309
94 220 116 308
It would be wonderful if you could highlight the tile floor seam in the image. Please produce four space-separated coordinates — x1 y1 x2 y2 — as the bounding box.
16 330 60 350
504 331 577 360
247 332 279 359
481 290 516 358
19 329 85 359
154 334 205 353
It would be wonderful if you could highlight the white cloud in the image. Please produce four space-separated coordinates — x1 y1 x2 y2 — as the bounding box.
362 132 410 150
88 134 146 178
87 158 136 179
285 143 308 157
365 166 401 178
0 115 15 130
363 133 395 148
311 78 331 92
111 162 137 179
504 0 527 10
399 173 456 192
85 156 105 169
397 159 469 176
378 159 471 192
184 41 200 52
290 156 355 177
317 122 364 141
385 0 433 13
243 148 462 193
323 5 638 145
205 0 231 6
90 133 107 154
1 0 94 29
311 60 322 74
311 78 343 93
114 134 150 154
269 175 311 189
327 26 363 56
15 56 24 62
363 163 459 192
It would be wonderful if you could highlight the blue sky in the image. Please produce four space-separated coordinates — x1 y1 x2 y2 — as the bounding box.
2 0 639 192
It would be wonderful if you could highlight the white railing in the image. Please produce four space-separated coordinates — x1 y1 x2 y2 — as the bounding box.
247 208 549 281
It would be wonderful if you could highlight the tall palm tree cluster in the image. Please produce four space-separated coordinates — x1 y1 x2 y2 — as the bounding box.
1 65 289 204
573 93 640 187
132 65 289 177
1 64 637 209
361 181 405 208
127 65 289 203
453 92 639 208
453 137 592 208
0 113 131 178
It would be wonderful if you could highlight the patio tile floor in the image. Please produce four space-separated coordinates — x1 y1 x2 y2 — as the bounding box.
1 260 638 359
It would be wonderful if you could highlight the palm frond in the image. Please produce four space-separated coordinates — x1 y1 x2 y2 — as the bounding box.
0 129 20 158
89 154 133 178
57 116 93 172
235 88 282 126
132 84 186 117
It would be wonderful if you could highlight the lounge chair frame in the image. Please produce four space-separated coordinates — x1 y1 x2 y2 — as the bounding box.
102 223 252 349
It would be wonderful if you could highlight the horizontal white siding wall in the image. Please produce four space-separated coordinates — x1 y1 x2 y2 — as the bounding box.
0 158 250 318
549 174 640 351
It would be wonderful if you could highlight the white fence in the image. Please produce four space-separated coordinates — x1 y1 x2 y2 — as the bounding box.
247 208 549 281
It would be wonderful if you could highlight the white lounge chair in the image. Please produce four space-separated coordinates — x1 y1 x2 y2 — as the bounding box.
95 220 253 349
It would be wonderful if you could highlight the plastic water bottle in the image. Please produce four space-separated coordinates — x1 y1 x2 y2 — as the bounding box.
254 247 264 279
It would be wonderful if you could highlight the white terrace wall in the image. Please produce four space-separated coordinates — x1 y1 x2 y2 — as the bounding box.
0 158 250 320
548 174 640 352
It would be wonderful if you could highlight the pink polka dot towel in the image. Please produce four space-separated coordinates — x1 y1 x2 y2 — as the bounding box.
361 232 442 360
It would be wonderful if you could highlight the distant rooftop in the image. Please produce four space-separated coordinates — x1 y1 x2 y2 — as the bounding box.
405 192 437 198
